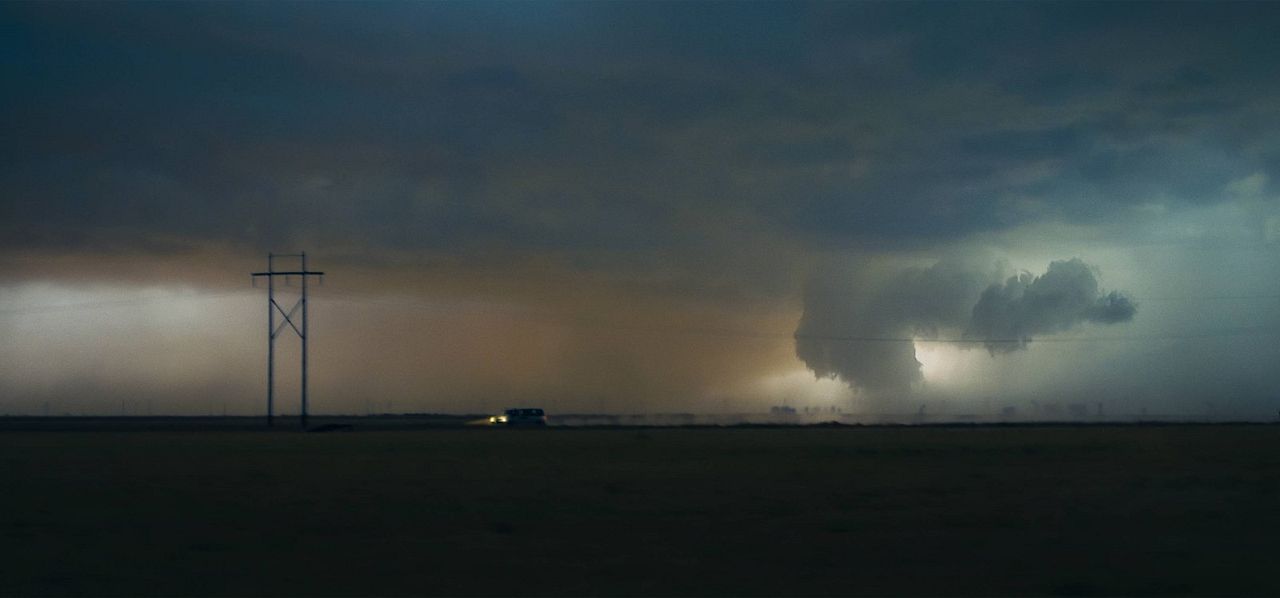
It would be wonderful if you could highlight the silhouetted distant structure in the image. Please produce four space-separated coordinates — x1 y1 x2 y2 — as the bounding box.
252 252 324 429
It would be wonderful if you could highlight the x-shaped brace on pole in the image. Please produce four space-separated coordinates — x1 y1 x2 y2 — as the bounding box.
271 297 304 339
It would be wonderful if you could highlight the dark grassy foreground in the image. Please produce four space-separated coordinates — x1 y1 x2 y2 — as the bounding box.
3 425 1279 596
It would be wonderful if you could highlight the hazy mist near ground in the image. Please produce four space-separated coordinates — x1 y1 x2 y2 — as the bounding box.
3 236 1280 420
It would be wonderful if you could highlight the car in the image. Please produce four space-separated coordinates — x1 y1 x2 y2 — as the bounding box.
489 408 548 427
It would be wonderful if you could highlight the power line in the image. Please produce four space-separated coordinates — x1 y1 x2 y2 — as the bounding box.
0 290 254 317
796 325 1280 345
799 289 1280 304
1128 295 1280 302
309 288 1280 344
5 286 1276 317
3 285 1278 345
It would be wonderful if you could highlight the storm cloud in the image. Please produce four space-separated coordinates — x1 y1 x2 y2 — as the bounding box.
967 259 1136 353
796 258 1136 396
2 3 1279 418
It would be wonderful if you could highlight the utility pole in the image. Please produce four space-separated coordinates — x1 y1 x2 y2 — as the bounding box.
252 252 324 429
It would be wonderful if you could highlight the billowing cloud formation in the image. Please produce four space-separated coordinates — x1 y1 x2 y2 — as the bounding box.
796 258 1135 396
795 259 993 394
967 259 1136 353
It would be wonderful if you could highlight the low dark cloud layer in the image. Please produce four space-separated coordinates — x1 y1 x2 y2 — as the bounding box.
4 2 1279 271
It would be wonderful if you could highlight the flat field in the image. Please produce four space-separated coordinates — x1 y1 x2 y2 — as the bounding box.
2 424 1279 596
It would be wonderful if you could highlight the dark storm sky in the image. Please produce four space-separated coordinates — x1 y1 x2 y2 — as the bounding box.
3 2 1280 417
